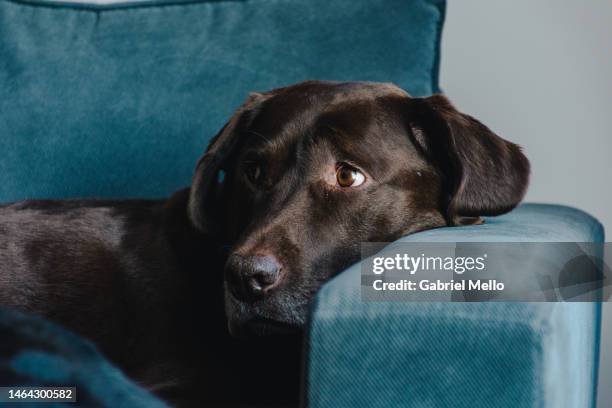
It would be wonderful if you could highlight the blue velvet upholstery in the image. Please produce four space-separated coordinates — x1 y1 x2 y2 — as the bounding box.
0 1 604 407
0 0 445 202
0 308 168 408
306 204 603 408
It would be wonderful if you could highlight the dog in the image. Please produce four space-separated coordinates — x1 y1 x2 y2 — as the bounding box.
0 80 529 406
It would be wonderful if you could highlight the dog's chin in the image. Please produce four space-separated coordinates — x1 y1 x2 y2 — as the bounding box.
225 291 304 338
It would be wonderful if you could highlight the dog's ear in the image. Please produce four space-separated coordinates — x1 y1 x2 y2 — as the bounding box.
188 93 267 233
408 94 530 225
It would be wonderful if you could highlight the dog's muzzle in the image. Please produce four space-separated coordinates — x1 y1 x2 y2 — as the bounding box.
225 254 282 303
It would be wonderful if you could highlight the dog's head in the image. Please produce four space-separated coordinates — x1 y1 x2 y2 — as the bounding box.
188 81 529 335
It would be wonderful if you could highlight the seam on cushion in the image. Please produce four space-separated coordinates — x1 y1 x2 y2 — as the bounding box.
301 295 321 408
591 302 602 408
314 305 554 332
429 0 446 94
311 313 552 352
7 0 261 11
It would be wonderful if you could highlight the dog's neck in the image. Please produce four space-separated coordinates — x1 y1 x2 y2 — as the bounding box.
155 188 303 406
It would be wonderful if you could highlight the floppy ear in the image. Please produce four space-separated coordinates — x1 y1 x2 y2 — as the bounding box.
408 94 530 225
188 93 267 233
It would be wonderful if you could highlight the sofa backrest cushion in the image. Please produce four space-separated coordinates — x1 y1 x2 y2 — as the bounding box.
0 0 445 200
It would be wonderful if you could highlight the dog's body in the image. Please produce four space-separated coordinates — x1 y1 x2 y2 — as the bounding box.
0 81 529 406
0 190 301 406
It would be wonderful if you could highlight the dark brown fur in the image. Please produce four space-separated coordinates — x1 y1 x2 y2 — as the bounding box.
0 81 529 406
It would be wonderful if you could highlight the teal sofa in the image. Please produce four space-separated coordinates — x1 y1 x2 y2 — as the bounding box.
0 0 603 407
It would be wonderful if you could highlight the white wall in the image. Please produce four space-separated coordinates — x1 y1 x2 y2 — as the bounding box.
440 2 612 407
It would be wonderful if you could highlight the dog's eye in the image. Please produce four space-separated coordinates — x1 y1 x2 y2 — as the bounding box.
336 164 365 188
244 162 262 184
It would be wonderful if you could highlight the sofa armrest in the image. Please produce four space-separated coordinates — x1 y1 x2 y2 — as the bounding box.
304 204 603 408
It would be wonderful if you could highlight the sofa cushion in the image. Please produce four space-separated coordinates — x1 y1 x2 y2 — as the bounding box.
0 0 445 201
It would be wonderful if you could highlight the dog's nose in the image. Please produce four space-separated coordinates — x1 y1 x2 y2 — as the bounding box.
225 254 282 302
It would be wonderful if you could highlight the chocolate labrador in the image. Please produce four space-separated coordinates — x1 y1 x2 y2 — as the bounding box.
0 80 529 406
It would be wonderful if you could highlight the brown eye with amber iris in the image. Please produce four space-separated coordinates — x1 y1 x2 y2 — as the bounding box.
335 163 365 188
